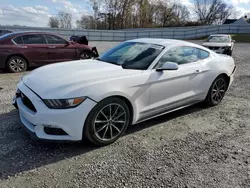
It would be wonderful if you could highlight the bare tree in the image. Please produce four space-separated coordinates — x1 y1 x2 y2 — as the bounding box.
174 4 190 25
89 0 104 29
58 11 72 29
193 0 233 25
76 0 233 30
48 17 59 28
76 15 95 29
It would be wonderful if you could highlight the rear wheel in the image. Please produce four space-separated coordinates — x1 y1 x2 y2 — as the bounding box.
204 75 229 106
6 56 27 73
83 97 130 146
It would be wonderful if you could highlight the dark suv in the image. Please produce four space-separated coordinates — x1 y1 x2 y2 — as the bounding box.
0 32 98 73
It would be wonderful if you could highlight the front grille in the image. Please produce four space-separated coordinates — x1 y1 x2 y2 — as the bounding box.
20 92 37 112
208 47 220 50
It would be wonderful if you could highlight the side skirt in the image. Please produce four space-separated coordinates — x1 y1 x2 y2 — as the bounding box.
135 101 200 125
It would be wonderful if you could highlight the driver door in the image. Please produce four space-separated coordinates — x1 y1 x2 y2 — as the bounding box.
140 46 207 120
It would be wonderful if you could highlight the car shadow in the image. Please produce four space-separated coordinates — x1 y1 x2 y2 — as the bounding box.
0 67 36 74
0 103 207 180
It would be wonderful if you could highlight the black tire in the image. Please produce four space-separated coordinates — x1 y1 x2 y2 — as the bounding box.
80 51 92 60
6 56 27 73
83 97 130 146
204 75 229 106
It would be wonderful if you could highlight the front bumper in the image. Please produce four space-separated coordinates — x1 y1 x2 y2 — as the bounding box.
13 81 97 141
229 65 236 87
92 47 99 58
205 46 231 54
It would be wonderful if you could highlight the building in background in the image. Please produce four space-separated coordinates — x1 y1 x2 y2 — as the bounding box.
223 16 250 25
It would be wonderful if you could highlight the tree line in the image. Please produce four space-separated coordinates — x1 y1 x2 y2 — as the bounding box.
49 0 237 29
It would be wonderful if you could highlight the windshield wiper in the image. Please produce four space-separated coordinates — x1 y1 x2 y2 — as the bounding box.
96 58 121 66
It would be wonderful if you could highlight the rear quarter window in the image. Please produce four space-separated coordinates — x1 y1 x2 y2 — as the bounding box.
199 49 210 59
13 36 23 44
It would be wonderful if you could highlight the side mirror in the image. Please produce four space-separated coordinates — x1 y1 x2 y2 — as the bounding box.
65 41 70 46
232 40 235 43
156 62 179 71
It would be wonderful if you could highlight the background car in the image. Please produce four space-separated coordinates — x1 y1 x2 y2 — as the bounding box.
202 34 235 56
13 38 236 146
0 32 99 73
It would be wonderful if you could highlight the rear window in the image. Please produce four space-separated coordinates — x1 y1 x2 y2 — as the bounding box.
0 33 15 41
13 36 23 44
22 34 45 44
44 35 67 44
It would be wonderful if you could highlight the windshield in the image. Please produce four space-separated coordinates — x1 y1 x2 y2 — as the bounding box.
206 36 230 43
98 42 164 70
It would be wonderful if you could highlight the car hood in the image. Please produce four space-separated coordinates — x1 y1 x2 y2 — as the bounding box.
202 42 231 47
22 60 142 99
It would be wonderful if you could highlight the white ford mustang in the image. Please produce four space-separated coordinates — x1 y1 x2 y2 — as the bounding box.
13 38 236 145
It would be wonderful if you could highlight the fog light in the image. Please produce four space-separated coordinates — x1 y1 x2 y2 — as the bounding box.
42 124 55 128
44 127 68 136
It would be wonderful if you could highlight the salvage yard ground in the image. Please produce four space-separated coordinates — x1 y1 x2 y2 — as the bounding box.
0 41 250 188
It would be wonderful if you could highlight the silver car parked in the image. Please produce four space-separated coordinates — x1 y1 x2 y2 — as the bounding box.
202 34 235 56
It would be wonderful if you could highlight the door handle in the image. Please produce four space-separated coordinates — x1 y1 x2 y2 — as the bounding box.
48 46 56 49
18 46 27 48
195 70 201 73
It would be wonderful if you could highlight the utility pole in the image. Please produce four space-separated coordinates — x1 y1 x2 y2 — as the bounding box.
93 1 98 29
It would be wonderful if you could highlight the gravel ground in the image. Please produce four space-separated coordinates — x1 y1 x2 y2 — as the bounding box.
0 41 250 188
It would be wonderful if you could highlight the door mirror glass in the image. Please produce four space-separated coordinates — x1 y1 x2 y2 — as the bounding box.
156 62 179 71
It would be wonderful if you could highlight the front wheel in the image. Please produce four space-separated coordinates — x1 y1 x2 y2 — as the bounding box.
80 51 92 60
204 75 229 106
83 97 130 146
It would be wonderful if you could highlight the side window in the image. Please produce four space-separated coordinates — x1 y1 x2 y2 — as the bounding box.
44 35 67 44
13 36 23 44
156 46 199 68
22 35 45 44
199 49 209 59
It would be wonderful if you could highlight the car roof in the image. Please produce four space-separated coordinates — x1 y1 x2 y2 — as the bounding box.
127 38 207 49
209 34 230 37
8 31 60 37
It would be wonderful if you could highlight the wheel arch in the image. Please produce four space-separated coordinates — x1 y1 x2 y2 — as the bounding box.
217 73 230 90
92 94 135 125
79 49 93 59
109 95 134 125
204 72 230 100
5 54 30 68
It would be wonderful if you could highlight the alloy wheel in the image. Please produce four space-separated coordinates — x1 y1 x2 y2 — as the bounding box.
94 103 127 141
10 58 26 72
80 53 91 59
211 78 227 104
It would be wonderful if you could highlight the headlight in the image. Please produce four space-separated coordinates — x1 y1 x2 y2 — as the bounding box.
43 97 86 109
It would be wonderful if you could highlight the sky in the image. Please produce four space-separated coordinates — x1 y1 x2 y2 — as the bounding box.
0 0 249 27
